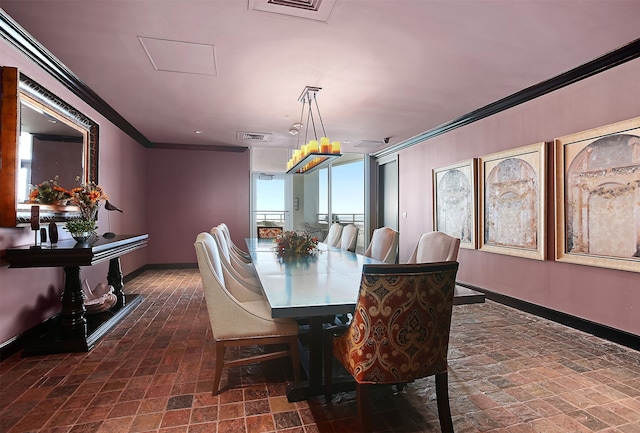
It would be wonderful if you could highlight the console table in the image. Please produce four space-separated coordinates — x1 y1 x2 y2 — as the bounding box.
5 233 148 356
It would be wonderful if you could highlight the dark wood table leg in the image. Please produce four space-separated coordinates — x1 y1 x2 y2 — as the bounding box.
307 316 324 392
60 266 87 339
107 257 125 309
286 316 325 401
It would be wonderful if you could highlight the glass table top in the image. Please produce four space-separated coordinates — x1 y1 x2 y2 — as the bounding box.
246 238 380 318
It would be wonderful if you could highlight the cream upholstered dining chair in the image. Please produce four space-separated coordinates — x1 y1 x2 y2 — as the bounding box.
300 222 324 240
340 224 359 252
364 227 399 263
207 232 264 301
217 223 252 263
209 228 264 298
211 227 259 281
194 232 300 394
408 231 461 263
196 233 263 302
324 261 459 432
324 223 343 247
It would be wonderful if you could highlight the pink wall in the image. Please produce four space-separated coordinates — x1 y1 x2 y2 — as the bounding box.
398 59 640 336
145 148 250 264
0 39 148 345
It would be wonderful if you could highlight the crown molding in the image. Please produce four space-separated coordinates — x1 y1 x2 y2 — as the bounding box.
374 38 640 159
0 10 153 148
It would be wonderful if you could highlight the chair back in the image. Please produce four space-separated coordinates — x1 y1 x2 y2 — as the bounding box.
194 233 240 337
333 261 459 384
408 231 460 263
300 222 324 239
324 223 343 247
364 227 399 263
218 222 232 245
217 222 252 262
340 224 359 252
217 223 239 255
195 232 225 284
211 227 256 277
210 227 232 262
202 231 262 301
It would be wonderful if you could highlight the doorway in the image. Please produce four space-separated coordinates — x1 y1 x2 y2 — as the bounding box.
378 157 399 232
251 173 292 238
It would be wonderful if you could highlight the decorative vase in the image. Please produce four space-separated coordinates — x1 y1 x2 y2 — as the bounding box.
80 204 99 222
72 231 92 243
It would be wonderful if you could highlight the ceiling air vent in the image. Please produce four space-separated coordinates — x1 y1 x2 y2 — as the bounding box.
237 131 271 142
353 140 384 148
249 0 336 23
267 0 322 12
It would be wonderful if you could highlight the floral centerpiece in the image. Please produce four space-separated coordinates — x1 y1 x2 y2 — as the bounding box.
64 178 108 241
275 230 318 256
28 176 71 205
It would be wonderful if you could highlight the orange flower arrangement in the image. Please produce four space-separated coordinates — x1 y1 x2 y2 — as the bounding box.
68 179 108 221
28 176 71 205
64 178 109 236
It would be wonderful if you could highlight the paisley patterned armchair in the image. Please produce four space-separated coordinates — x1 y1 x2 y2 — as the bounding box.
325 261 459 432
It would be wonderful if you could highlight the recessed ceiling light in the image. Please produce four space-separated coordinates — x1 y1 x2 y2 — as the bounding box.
194 130 203 134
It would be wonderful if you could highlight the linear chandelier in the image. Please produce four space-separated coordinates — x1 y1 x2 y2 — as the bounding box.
286 86 341 174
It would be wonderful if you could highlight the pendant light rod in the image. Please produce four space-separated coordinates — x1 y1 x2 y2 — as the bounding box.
298 86 323 143
312 92 327 138
304 95 313 144
287 86 341 175
295 94 305 149
308 94 318 142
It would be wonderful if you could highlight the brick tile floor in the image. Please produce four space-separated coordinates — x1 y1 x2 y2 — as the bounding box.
0 269 638 432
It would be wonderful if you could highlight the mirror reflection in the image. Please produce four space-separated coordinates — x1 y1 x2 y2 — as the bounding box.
18 96 86 204
8 72 99 226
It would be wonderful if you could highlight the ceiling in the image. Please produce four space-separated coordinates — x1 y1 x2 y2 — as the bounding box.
2 1 639 155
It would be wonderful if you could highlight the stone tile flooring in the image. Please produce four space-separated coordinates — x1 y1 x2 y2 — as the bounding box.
0 269 638 432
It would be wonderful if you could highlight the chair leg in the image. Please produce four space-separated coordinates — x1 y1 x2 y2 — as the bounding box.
324 333 334 403
356 383 371 432
212 342 225 395
435 371 454 433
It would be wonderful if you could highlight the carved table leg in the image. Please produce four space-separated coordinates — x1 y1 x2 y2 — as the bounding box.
61 266 87 339
108 257 125 309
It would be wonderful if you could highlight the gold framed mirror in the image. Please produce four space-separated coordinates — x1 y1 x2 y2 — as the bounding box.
0 67 98 227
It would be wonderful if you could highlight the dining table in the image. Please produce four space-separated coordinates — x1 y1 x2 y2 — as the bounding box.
245 237 485 401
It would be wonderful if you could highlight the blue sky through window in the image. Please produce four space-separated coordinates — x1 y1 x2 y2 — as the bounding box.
332 160 364 214
256 178 284 210
256 160 364 214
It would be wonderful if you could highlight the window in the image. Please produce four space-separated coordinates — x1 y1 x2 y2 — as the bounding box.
294 154 365 251
252 173 291 237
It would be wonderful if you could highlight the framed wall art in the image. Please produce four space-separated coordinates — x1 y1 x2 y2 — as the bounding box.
432 159 477 249
555 116 640 273
479 142 546 260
